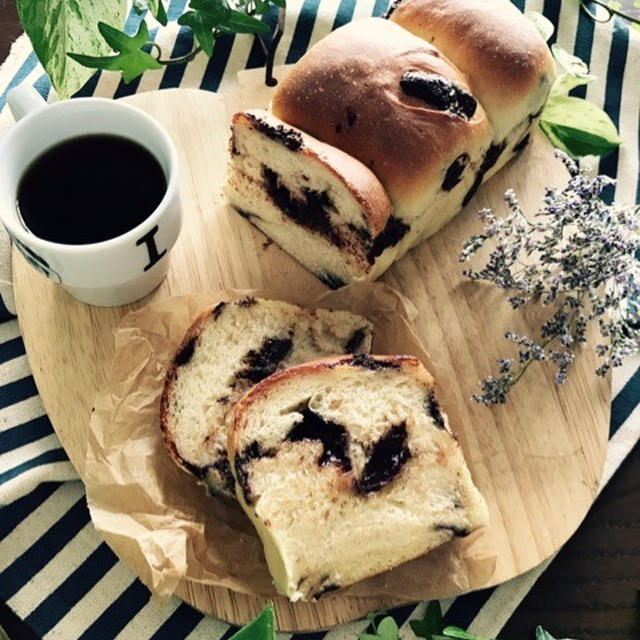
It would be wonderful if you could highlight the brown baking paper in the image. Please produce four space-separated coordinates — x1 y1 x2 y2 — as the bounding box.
85 282 496 604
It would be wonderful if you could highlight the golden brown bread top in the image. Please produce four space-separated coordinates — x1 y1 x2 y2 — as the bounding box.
233 110 392 236
271 18 492 214
388 0 555 137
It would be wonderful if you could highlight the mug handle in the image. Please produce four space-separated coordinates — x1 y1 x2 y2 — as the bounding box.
8 86 47 122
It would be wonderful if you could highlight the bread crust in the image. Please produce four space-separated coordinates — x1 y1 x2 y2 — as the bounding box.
160 306 220 480
388 0 555 136
270 18 492 215
233 111 392 236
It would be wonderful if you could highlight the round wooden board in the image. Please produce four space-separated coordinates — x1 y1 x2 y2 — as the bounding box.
13 86 610 630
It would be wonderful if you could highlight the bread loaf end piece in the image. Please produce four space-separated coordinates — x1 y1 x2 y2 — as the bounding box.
229 354 489 601
161 299 373 497
225 110 399 287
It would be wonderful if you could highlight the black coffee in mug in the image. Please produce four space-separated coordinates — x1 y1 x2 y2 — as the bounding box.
16 134 167 245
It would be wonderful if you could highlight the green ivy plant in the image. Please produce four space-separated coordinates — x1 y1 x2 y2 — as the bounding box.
15 0 285 98
230 603 579 640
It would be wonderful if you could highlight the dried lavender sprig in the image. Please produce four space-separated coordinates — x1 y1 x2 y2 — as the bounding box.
461 151 640 406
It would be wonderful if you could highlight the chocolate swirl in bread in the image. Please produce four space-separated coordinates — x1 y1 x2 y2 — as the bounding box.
161 298 373 497
229 354 489 601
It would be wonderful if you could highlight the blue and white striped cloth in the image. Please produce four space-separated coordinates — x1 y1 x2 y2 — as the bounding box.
1 0 639 638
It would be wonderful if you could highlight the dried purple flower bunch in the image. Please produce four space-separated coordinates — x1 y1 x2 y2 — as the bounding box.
460 151 640 405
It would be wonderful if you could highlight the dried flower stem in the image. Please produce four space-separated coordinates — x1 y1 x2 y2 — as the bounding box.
460 151 640 406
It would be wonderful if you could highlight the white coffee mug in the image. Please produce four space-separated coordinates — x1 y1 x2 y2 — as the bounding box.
0 87 181 306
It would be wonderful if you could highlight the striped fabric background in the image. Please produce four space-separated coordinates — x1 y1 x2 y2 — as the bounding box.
0 0 638 638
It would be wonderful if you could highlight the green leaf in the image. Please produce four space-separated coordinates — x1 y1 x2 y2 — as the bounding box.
178 10 217 54
16 0 127 99
549 45 595 96
178 0 269 53
534 626 579 640
377 617 399 640
551 71 594 96
539 94 622 157
551 44 593 81
410 601 444 638
225 10 271 33
540 121 620 157
68 21 162 84
366 609 389 622
525 11 554 42
250 0 276 14
0 624 9 640
133 0 168 26
229 603 276 640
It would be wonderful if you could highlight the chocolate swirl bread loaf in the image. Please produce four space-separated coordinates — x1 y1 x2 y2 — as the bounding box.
161 298 373 496
225 2 554 286
228 354 489 601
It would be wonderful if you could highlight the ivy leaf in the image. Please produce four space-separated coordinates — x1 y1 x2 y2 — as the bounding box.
534 626 578 640
250 0 276 14
16 0 127 99
68 21 162 84
539 94 622 157
410 601 444 638
538 45 621 157
225 11 272 33
359 616 399 640
229 603 276 640
525 11 554 42
377 617 400 640
550 45 595 94
178 0 269 55
365 609 389 632
133 0 168 26
178 10 219 55
551 44 592 78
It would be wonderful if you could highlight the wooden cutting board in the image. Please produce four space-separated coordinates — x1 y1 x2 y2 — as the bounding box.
13 76 610 630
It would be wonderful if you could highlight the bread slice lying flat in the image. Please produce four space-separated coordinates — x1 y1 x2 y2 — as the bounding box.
161 298 373 497
228 354 489 601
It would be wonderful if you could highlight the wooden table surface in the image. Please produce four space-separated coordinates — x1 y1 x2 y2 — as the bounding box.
0 3 638 639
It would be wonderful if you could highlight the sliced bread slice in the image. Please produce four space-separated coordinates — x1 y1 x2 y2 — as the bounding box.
228 354 489 601
225 110 400 288
160 297 373 497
